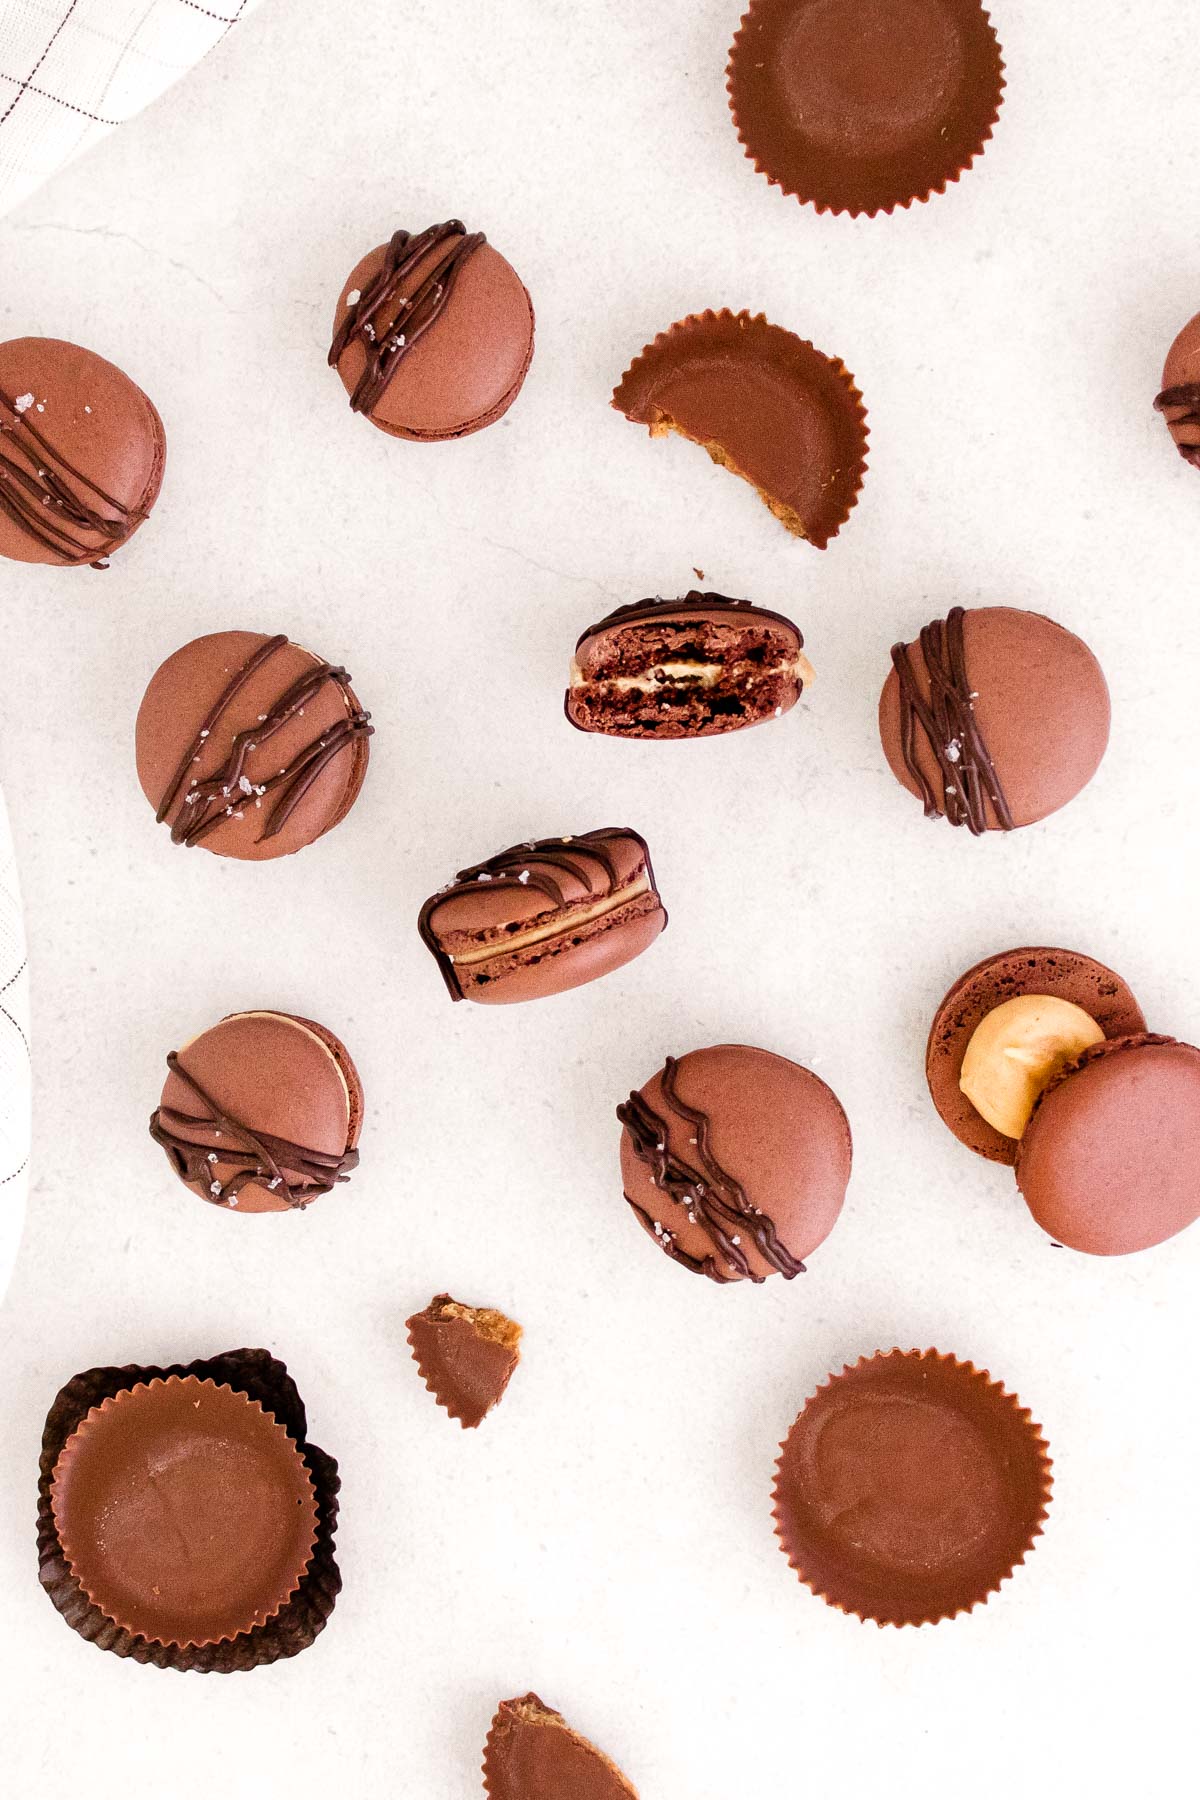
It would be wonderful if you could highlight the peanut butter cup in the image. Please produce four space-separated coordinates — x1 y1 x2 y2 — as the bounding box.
728 0 1005 216
38 1350 339 1670
773 1349 1051 1626
483 1694 639 1799
407 1295 522 1428
612 310 867 547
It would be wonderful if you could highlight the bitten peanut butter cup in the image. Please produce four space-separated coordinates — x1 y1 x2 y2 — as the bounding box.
38 1349 340 1671
406 1295 522 1428
727 0 1005 216
483 1693 639 1800
773 1349 1051 1626
612 310 867 547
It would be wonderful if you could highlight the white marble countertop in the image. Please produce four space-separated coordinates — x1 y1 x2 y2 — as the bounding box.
2 2 1199 1795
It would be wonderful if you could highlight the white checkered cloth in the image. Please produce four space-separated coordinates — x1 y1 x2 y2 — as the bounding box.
0 785 29 1305
0 0 263 217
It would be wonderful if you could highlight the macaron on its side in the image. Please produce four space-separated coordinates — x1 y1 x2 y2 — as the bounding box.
418 828 667 1005
1016 1035 1200 1255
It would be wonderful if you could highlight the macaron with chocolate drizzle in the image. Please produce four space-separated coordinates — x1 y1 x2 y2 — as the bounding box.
566 591 813 738
878 605 1110 834
0 336 165 567
329 219 534 440
618 1044 852 1283
1155 309 1200 469
418 828 666 1005
150 1010 363 1214
135 630 372 861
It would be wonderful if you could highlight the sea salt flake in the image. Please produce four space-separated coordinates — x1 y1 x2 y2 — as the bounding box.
518 871 530 884
207 1153 218 1164
945 739 961 764
363 322 376 341
346 288 361 305
228 1195 239 1208
209 1181 222 1195
84 405 91 414
238 776 254 795
35 404 44 413
267 1177 282 1191
478 872 492 882
13 393 33 413
199 729 209 739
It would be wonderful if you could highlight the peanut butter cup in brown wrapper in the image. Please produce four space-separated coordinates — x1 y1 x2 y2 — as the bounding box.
612 309 867 547
773 1349 1051 1626
37 1348 341 1671
728 0 1005 217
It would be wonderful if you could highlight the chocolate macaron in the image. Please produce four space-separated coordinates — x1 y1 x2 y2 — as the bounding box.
1155 309 1200 468
150 1010 363 1213
773 1350 1051 1626
136 630 372 861
927 947 1147 1165
727 0 1006 217
566 591 812 739
613 310 867 547
484 1694 639 1800
879 606 1110 832
38 1347 340 1671
618 1045 852 1283
418 828 666 1005
1016 1035 1200 1256
329 220 534 440
0 336 164 567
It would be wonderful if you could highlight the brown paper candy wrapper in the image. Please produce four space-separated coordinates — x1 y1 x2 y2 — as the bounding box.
612 309 867 549
37 1347 341 1672
727 0 1005 217
773 1349 1051 1626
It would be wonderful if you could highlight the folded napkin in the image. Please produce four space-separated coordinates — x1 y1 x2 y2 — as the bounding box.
0 782 28 1303
0 0 262 217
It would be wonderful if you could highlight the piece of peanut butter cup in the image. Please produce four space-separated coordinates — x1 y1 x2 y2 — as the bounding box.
612 309 867 547
50 1375 318 1649
728 0 1006 217
773 1349 1052 1626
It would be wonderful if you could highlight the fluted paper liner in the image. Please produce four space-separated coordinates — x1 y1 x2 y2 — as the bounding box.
406 1294 522 1428
37 1348 341 1672
727 0 1005 217
773 1349 1051 1626
483 1693 639 1799
612 309 867 549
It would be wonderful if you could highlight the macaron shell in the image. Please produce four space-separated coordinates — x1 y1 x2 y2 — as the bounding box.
158 1010 355 1213
879 607 1111 829
926 946 1146 1163
1158 309 1200 462
465 895 665 1005
620 1044 852 1279
1016 1036 1200 1255
135 630 369 862
0 336 165 566
332 238 534 440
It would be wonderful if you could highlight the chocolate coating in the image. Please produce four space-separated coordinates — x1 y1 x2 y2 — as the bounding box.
612 309 868 548
150 1010 363 1214
406 1295 522 1429
330 221 534 440
926 947 1147 1164
618 1044 852 1283
483 1694 639 1800
879 606 1110 831
728 0 1006 216
418 828 666 1005
0 336 164 566
1155 310 1200 467
773 1349 1051 1626
135 630 372 861
37 1348 341 1672
50 1376 317 1649
1016 1036 1200 1255
566 591 809 739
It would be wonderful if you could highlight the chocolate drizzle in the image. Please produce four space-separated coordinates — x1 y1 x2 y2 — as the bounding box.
0 386 151 567
618 1056 805 1284
1155 383 1200 467
890 606 1014 835
418 828 654 1001
328 221 486 415
149 1050 358 1211
155 635 373 849
574 589 802 650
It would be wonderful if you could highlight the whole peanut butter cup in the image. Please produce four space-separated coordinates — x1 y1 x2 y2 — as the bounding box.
773 1349 1051 1626
728 0 1006 217
613 310 867 547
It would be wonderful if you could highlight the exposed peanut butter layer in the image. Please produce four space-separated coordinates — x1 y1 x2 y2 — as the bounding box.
449 874 651 966
428 1298 523 1352
650 414 810 541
